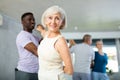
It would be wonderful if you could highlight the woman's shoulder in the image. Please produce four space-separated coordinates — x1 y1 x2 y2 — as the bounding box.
104 53 108 56
56 35 63 39
56 35 66 44
95 51 99 55
95 51 98 53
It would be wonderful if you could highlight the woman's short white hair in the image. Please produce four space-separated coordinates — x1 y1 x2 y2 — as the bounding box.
41 5 67 29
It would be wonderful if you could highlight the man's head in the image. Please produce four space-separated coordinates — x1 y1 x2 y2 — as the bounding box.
21 12 35 32
82 34 92 45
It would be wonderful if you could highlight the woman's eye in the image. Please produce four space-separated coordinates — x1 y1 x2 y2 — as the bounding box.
56 17 60 20
48 16 52 19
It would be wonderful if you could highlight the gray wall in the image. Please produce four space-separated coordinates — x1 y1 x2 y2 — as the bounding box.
0 14 21 80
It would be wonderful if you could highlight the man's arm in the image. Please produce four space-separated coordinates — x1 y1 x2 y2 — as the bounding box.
69 39 76 48
36 24 46 37
24 42 38 57
90 60 94 69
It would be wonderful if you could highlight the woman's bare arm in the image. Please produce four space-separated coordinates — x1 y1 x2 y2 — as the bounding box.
55 37 73 75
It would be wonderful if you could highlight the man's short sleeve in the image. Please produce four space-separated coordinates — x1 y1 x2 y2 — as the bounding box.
91 48 95 60
17 35 32 48
70 45 75 53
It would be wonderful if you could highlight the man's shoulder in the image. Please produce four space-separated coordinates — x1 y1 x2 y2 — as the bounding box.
72 43 82 48
18 31 33 37
17 31 32 40
77 43 86 46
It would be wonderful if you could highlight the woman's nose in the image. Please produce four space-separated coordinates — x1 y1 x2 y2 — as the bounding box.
51 19 55 24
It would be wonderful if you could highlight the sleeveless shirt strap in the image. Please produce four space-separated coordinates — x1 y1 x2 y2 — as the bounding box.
53 35 63 44
44 34 49 38
56 35 63 40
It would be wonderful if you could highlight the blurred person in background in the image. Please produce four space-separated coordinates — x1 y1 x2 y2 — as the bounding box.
69 34 95 80
92 40 109 80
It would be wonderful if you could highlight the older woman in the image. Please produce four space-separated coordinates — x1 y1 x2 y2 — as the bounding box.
37 5 73 80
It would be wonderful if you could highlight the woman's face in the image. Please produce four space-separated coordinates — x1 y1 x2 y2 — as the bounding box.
96 41 103 49
45 12 63 32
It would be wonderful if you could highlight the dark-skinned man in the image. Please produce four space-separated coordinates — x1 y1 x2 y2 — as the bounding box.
15 12 41 80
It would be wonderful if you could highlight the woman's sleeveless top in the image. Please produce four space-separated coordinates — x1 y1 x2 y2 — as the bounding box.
38 35 66 80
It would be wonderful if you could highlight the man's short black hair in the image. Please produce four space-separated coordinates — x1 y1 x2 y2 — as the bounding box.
21 12 33 21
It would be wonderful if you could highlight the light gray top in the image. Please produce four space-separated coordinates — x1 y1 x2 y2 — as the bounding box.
70 43 95 73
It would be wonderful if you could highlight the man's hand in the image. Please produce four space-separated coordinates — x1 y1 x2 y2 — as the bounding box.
36 24 44 32
69 39 76 48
